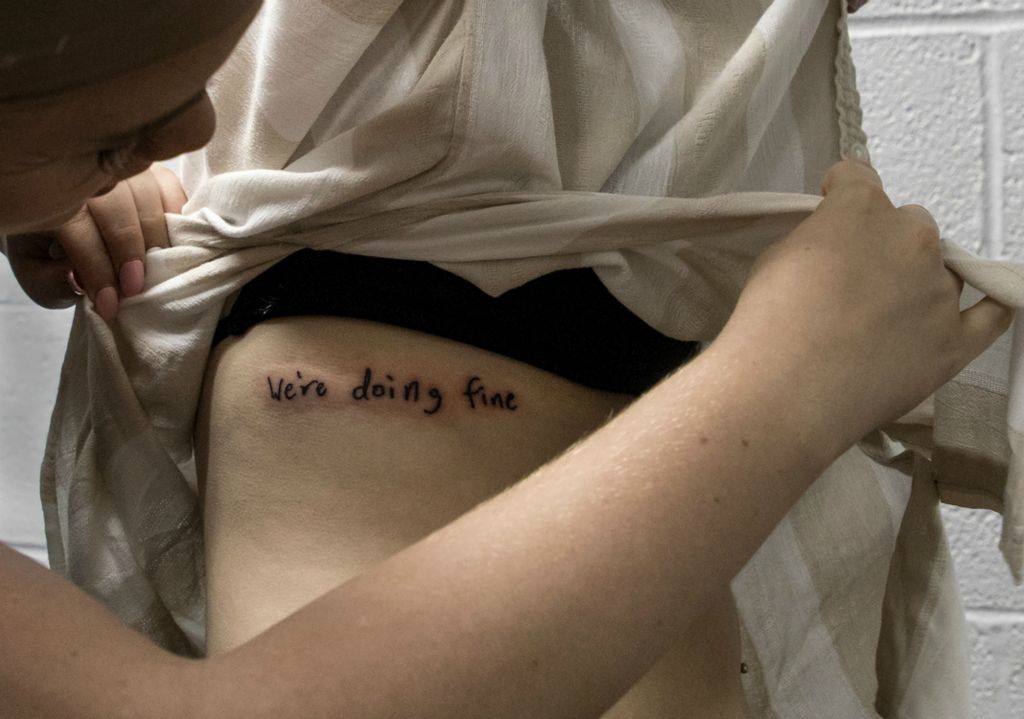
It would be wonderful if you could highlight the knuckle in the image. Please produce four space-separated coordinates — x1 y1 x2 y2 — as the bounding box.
899 202 937 224
59 208 95 236
103 226 144 255
823 158 875 189
137 211 167 229
839 157 871 173
821 163 842 188
841 180 888 209
907 218 939 249
75 255 114 284
129 168 160 195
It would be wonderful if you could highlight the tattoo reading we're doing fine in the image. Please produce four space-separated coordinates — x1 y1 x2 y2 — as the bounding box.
266 367 519 416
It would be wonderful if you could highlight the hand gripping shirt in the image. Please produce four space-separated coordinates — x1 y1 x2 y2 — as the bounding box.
41 2 1024 715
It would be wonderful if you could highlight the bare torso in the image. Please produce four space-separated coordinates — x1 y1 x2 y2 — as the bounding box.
196 316 748 718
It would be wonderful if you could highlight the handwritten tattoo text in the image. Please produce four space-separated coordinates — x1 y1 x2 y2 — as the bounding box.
352 367 444 415
265 366 520 417
267 371 328 401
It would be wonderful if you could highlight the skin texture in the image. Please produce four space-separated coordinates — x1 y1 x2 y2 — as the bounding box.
0 160 1013 717
0 0 1004 713
0 1 261 318
196 317 749 717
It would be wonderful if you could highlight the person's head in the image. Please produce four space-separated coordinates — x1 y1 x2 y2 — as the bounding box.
0 0 262 234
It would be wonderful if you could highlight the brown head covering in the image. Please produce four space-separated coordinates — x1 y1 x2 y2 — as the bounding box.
0 0 259 101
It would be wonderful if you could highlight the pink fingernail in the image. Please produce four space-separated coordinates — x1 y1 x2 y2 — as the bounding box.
119 259 145 297
95 286 118 322
67 270 85 296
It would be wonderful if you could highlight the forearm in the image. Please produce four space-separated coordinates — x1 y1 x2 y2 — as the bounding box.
3 158 980 719
1 328 849 719
202 328 848 718
0 543 203 718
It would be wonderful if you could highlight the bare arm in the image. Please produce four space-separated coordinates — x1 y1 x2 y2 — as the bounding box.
0 331 838 719
0 161 1011 718
0 543 200 718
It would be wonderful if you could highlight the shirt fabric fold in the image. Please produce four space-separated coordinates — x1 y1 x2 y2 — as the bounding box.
41 1 1024 715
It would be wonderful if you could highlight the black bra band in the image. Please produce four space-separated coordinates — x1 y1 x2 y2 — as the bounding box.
212 249 700 396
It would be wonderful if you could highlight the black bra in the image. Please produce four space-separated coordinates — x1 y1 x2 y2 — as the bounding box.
212 249 700 396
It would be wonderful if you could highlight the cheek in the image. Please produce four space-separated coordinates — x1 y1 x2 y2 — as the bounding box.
146 95 217 161
0 162 106 234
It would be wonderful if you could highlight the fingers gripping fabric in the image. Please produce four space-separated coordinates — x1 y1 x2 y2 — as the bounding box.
41 1 1024 715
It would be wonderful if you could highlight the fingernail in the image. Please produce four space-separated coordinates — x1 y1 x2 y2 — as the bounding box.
119 259 145 297
95 286 118 322
67 270 85 296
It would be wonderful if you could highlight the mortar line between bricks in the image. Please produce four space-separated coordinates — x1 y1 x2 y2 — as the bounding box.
965 608 1024 624
983 35 1005 258
851 12 1024 38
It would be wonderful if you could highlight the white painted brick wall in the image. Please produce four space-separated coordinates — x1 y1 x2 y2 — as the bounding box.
851 3 1024 715
1 3 1023 714
0 283 72 554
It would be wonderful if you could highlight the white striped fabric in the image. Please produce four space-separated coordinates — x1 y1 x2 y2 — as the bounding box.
40 0 1023 714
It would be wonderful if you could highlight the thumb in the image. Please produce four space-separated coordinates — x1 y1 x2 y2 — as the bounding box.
9 256 77 309
958 296 1015 368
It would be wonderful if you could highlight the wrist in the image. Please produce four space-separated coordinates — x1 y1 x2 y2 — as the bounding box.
701 324 864 473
